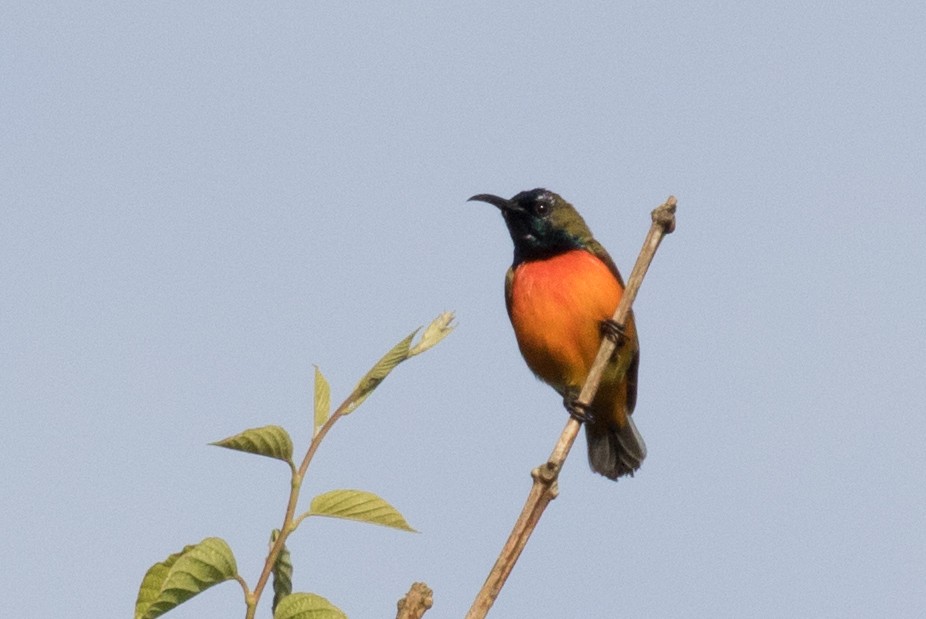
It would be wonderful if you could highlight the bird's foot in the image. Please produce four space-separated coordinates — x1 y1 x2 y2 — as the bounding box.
600 318 627 346
563 395 595 424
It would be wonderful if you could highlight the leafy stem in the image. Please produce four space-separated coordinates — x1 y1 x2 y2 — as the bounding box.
136 312 453 619
247 392 351 615
246 312 454 617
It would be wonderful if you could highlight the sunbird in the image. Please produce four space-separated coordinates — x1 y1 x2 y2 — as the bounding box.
470 188 645 480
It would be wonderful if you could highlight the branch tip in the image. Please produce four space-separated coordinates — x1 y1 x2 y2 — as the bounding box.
396 582 433 619
651 196 677 233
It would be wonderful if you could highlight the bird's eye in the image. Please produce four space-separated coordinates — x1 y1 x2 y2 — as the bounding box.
534 202 549 216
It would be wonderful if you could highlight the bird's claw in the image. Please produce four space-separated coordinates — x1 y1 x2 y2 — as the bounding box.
564 395 595 424
600 319 627 346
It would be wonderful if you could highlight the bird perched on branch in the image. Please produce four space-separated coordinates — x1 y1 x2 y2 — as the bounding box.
470 188 645 480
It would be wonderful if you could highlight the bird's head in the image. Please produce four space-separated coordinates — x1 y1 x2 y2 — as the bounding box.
468 188 594 263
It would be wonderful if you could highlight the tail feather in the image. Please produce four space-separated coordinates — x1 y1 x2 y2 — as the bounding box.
585 417 646 480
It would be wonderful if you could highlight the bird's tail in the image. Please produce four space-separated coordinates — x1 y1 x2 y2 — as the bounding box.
585 417 646 480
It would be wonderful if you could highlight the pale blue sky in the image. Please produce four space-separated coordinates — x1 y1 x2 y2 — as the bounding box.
3 3 925 617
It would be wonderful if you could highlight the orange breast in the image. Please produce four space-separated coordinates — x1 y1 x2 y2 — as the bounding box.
508 249 623 393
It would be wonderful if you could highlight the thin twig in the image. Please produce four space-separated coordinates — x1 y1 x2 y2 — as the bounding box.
464 196 677 619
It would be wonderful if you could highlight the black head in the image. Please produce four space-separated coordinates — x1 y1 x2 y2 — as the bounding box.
468 188 595 263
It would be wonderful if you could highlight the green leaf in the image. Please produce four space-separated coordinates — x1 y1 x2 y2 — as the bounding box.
343 330 417 414
274 593 347 619
211 425 294 465
408 311 455 357
135 537 238 619
270 529 293 614
313 366 330 431
308 489 416 532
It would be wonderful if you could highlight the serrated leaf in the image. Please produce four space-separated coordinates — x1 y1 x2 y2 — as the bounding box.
408 311 455 357
270 529 293 614
135 537 238 619
313 366 330 431
211 425 294 465
343 330 417 414
274 593 347 619
308 489 416 532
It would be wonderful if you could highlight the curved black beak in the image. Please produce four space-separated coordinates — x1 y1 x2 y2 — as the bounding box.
468 193 517 212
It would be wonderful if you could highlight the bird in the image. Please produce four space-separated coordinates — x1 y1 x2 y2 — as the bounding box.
469 188 645 480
